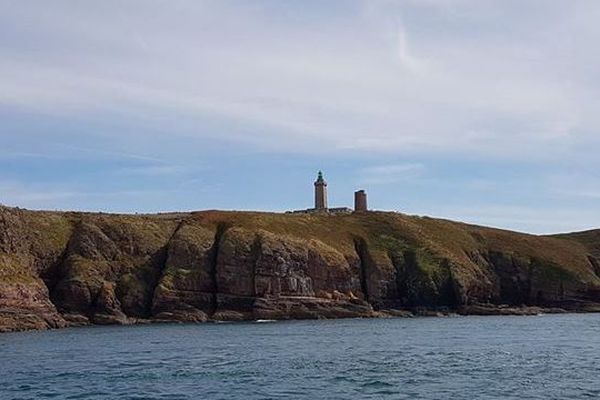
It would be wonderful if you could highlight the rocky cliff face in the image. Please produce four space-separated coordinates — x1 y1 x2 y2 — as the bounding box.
2 206 600 332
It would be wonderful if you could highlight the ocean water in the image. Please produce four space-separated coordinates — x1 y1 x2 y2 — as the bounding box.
2 314 600 399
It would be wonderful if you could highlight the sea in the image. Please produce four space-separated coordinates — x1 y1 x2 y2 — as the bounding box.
1 314 600 399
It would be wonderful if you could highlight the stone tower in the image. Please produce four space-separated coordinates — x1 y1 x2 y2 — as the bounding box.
314 170 328 210
354 190 367 212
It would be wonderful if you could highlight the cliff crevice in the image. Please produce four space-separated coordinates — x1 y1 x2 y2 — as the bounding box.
353 237 371 304
209 222 230 316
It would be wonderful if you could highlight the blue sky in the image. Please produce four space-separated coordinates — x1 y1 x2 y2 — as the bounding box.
1 0 600 234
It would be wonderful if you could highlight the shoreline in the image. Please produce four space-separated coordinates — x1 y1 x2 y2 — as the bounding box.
4 303 600 334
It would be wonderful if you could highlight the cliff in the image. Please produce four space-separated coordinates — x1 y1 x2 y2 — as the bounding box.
2 205 600 332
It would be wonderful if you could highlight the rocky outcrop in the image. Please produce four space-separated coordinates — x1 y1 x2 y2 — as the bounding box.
48 218 176 324
202 227 370 321
151 223 216 322
0 207 69 332
2 206 600 332
0 278 67 332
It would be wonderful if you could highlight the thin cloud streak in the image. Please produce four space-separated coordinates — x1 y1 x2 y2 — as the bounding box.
358 163 425 185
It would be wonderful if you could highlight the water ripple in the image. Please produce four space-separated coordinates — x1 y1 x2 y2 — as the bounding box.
2 314 600 399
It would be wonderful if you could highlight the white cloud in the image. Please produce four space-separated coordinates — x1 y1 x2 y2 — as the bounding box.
117 165 187 177
0 0 598 160
0 179 194 212
414 203 600 235
358 163 425 185
545 172 600 200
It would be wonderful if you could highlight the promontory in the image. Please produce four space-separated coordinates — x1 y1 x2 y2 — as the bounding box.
2 205 600 332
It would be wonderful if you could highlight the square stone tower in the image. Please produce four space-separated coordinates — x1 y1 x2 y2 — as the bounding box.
314 170 328 210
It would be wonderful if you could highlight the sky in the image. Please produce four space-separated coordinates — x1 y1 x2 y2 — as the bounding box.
1 0 600 234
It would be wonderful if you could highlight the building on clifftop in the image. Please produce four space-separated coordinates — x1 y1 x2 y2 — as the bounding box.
314 170 328 210
286 171 355 214
354 190 368 212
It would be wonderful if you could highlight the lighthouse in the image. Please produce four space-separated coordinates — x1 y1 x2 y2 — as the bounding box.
314 170 328 210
